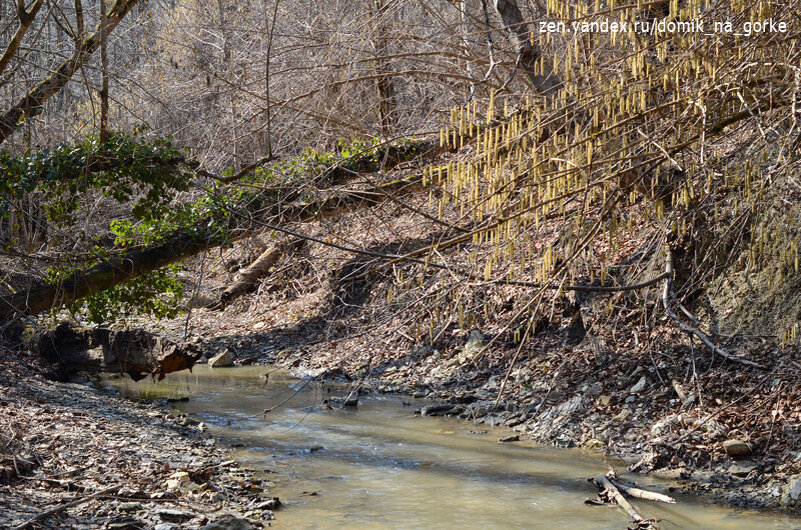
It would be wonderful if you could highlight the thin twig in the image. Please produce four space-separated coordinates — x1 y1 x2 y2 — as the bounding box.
13 484 120 530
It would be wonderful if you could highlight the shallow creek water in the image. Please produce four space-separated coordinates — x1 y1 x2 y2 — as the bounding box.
111 366 801 529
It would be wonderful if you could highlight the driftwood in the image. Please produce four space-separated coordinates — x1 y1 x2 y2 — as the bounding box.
589 472 661 530
213 237 305 309
38 323 201 381
613 482 676 504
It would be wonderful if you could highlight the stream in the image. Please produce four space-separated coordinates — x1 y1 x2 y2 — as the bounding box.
111 366 801 529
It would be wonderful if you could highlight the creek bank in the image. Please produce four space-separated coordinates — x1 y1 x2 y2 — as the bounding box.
0 347 278 529
174 330 801 515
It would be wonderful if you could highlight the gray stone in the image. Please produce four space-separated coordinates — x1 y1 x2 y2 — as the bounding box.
202 517 255 530
782 475 801 506
154 525 180 530
157 508 194 523
209 349 234 368
117 502 143 512
420 404 456 417
630 376 647 393
458 330 485 363
108 521 143 530
585 382 603 397
723 439 752 456
729 461 758 477
254 497 281 510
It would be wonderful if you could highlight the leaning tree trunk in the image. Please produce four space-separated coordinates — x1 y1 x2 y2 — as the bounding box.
0 0 139 145
0 0 45 77
0 172 427 321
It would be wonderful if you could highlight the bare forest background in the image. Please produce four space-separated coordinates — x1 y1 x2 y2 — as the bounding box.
1 0 800 376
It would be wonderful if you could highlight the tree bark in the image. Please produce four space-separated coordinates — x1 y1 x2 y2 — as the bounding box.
0 0 139 145
493 0 561 97
0 0 45 76
372 0 396 135
0 172 427 321
99 0 110 145
213 237 305 308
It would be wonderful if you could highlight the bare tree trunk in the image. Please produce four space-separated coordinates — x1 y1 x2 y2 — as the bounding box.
0 0 139 146
372 0 396 135
262 0 279 156
99 0 109 144
493 0 561 97
0 0 45 76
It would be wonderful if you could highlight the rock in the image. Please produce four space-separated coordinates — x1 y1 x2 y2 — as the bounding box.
585 382 603 397
202 517 255 530
599 395 612 406
419 404 457 417
554 434 575 448
458 330 485 363
209 349 234 368
498 434 520 442
630 376 647 393
782 475 801 506
723 439 752 456
154 525 180 530
238 356 260 365
156 508 194 523
729 461 758 478
612 407 630 422
38 323 201 381
117 502 143 512
164 471 200 494
582 438 606 451
255 497 281 510
108 520 144 530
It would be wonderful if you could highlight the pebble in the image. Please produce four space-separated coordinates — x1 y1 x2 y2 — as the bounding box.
630 376 647 393
723 439 752 456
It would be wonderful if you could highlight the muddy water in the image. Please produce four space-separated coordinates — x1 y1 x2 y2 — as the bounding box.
111 367 800 529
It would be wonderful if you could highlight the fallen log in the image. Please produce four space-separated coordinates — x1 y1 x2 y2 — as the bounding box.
0 171 428 321
212 237 305 309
